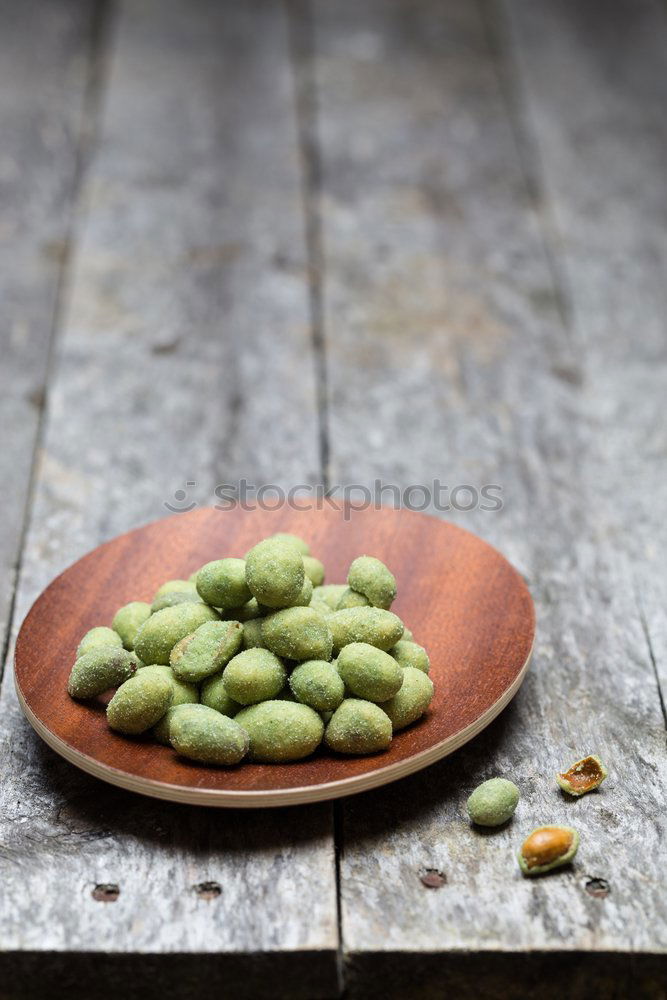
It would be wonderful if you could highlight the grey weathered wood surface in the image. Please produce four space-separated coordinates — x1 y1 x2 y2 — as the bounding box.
0 1 337 998
310 0 667 996
0 0 95 682
1 0 666 997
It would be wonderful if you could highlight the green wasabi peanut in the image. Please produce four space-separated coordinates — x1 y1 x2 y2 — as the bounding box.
325 699 392 755
348 555 397 610
151 591 202 613
154 579 198 598
170 620 243 683
241 618 267 650
245 538 305 609
235 701 324 762
292 575 314 607
337 642 403 703
76 626 123 659
336 588 370 610
518 826 579 876
196 558 251 610
328 607 404 654
222 598 263 622
200 673 242 717
68 647 139 699
382 667 433 730
169 704 249 766
389 639 430 674
402 627 414 642
262 607 333 662
140 665 199 744
312 584 347 610
270 532 310 555
134 602 219 665
112 601 152 649
310 597 334 617
107 670 173 735
466 777 519 827
302 556 325 587
289 660 345 712
222 648 287 705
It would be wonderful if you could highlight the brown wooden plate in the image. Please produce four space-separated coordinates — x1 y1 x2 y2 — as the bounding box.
14 505 535 807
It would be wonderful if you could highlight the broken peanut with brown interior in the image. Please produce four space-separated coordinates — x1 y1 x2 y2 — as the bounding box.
556 754 607 796
518 825 579 876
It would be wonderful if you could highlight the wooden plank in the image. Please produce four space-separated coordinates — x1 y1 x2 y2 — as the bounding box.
501 0 667 703
0 0 96 664
0 1 338 997
308 0 667 995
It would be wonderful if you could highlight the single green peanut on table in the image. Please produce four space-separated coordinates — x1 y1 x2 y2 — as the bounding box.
112 601 152 650
169 704 249 765
466 777 519 827
170 620 243 683
325 698 393 755
235 701 324 762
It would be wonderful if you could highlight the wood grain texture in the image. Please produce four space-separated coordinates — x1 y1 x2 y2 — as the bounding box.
15 505 534 805
0 0 95 665
0 1 337 995
307 0 667 993
502 0 667 704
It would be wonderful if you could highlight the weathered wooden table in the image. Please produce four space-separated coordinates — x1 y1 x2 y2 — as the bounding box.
1 1 665 996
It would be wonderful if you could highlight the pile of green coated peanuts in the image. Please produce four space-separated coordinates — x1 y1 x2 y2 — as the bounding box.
67 533 434 766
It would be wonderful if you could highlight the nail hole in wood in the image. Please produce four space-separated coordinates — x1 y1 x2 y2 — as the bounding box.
585 877 610 898
92 883 120 902
194 881 222 900
419 868 446 889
